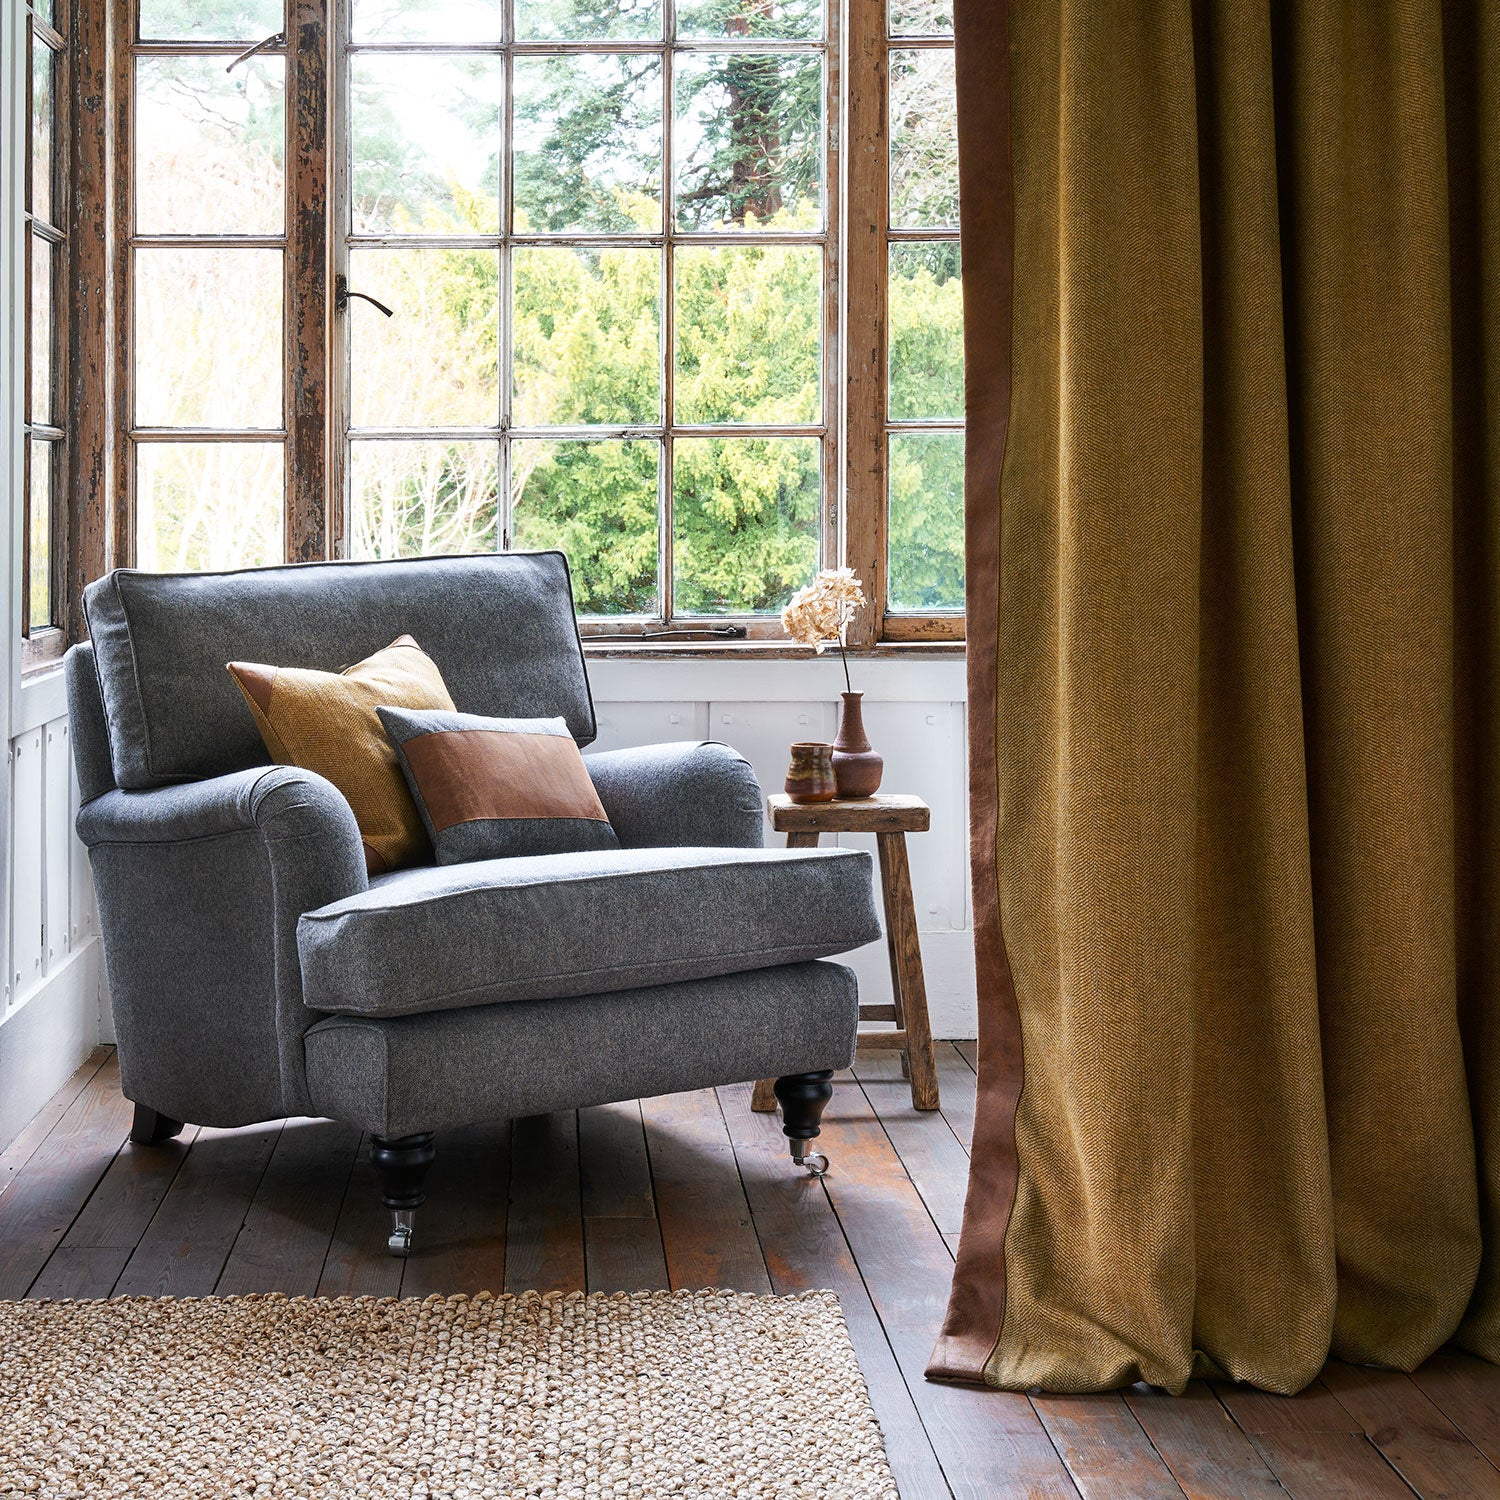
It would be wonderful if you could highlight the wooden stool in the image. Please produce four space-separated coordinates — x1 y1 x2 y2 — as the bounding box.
751 793 940 1113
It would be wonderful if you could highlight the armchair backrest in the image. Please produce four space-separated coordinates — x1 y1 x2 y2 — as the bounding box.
83 552 596 790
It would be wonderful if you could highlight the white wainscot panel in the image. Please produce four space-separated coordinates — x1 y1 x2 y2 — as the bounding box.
43 718 72 969
710 700 838 843
10 728 45 1010
588 702 709 755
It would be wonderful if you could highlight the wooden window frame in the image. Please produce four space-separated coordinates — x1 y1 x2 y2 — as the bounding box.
95 0 963 653
20 2 70 672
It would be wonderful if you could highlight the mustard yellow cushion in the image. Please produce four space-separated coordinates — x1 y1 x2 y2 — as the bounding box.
227 635 455 874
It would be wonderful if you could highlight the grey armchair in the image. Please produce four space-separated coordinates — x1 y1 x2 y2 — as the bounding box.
67 553 879 1254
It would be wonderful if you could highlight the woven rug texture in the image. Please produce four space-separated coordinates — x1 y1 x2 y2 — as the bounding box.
0 1288 896 1499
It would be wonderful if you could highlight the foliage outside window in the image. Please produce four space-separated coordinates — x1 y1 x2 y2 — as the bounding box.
119 0 965 642
22 0 67 666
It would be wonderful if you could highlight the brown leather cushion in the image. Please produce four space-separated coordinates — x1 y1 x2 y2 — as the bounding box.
227 635 455 874
376 706 618 864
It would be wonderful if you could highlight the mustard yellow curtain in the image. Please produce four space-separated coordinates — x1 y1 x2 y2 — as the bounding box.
931 0 1500 1394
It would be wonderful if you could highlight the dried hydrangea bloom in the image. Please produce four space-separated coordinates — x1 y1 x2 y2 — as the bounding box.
782 569 867 690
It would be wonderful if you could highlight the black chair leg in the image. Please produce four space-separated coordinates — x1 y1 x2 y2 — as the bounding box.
370 1132 436 1257
129 1103 184 1146
773 1071 834 1177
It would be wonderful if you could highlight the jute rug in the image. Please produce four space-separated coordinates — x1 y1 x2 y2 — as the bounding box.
0 1288 896 1499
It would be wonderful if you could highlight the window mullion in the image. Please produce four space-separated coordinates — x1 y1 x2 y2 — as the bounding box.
843 0 886 647
499 0 514 551
660 1 675 626
285 0 331 563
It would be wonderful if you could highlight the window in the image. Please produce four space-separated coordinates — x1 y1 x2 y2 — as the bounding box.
22 0 68 667
114 0 964 644
122 2 291 573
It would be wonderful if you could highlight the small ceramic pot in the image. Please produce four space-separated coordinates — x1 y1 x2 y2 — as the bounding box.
832 691 884 799
785 742 837 803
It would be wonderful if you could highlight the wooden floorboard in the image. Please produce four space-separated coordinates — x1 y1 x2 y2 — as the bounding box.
642 1087 772 1295
503 1112 580 1294
6 1047 1500 1500
0 1046 112 1201
579 1099 668 1292
1122 1384 1286 1497
0 1055 135 1297
719 1080 954 1500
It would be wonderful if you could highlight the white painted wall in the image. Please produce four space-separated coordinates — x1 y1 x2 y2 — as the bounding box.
589 654 977 1039
0 2 104 1154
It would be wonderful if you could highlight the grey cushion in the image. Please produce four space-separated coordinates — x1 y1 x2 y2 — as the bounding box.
84 553 595 790
379 706 620 863
303 961 860 1137
298 844 881 1020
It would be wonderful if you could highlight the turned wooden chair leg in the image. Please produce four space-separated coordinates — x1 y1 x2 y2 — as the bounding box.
129 1103 185 1146
370 1132 436 1257
774 1070 834 1177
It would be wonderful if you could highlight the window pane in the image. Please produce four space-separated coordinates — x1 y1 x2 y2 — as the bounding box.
135 247 283 428
889 242 962 420
674 244 820 424
28 441 52 631
31 37 52 226
512 439 658 614
516 0 662 42
513 55 662 234
888 431 964 610
674 53 823 231
513 248 660 426
351 55 502 236
676 0 821 41
30 234 51 426
347 248 498 429
672 436 819 614
888 0 953 36
890 48 958 229
136 443 284 571
350 441 499 558
136 56 285 236
138 0 285 42
351 0 503 44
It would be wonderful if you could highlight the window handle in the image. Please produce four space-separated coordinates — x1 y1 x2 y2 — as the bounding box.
335 276 394 318
226 33 285 73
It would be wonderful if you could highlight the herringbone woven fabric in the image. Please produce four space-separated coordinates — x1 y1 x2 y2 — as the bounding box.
934 0 1500 1394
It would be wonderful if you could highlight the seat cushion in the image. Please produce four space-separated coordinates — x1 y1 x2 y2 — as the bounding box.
379 706 618 863
229 635 455 875
296 845 881 1019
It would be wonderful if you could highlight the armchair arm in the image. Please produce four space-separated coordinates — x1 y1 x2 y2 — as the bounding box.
586 741 764 849
77 764 363 853
78 766 367 1122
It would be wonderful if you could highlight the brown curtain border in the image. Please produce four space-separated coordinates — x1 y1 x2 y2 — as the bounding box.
926 0 1019 1387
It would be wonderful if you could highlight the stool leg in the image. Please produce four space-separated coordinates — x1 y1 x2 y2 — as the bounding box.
877 831 940 1110
750 1078 779 1112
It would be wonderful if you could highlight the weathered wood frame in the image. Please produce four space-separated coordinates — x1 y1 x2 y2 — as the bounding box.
20 3 70 672
844 0 961 646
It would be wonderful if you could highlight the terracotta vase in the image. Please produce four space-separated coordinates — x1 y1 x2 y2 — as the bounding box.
784 742 837 803
832 691 883 799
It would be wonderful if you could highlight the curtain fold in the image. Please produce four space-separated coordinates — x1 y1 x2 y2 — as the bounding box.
932 0 1500 1394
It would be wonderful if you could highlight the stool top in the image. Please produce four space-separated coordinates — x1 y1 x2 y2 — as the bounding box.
768 792 931 834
